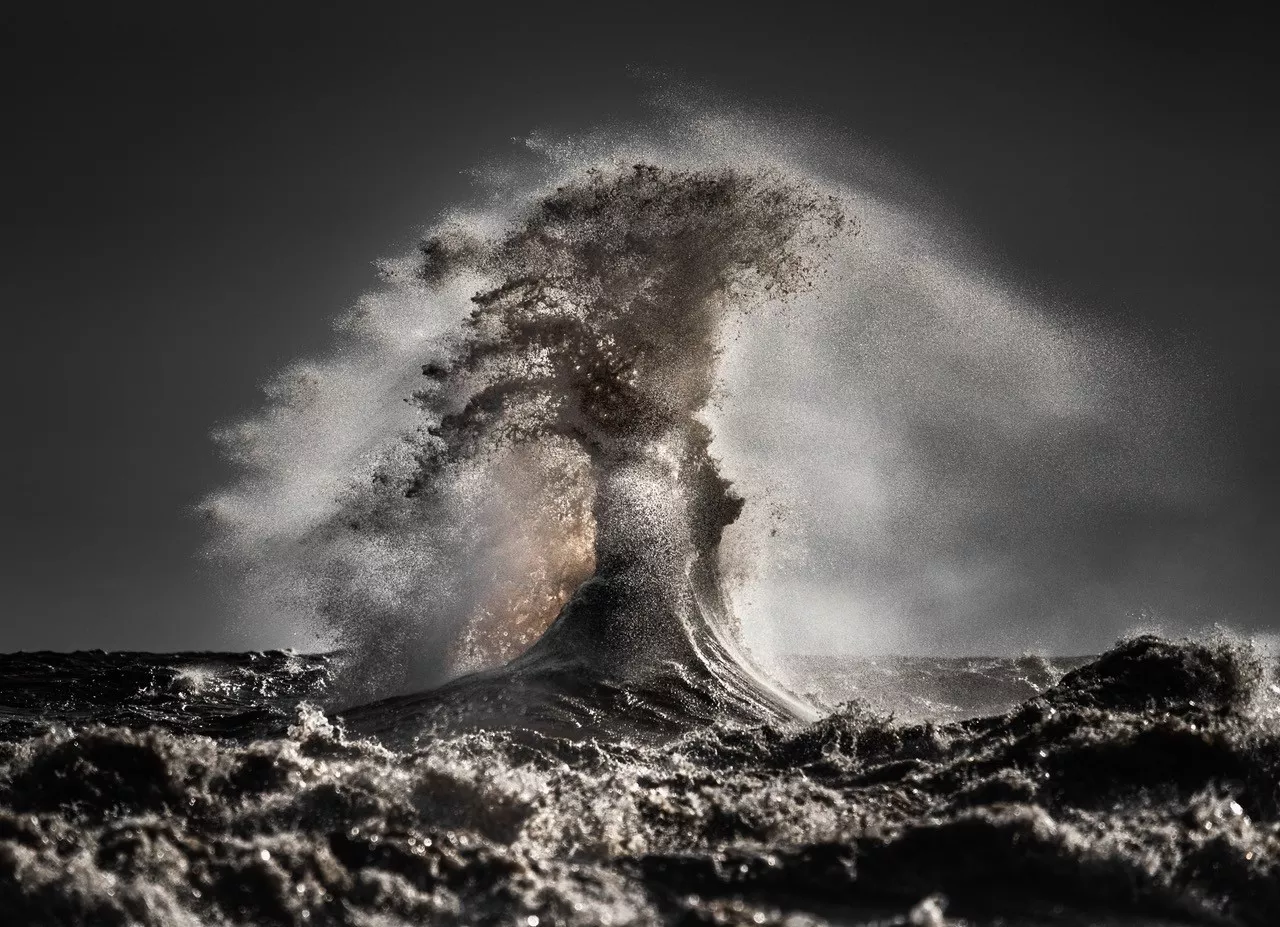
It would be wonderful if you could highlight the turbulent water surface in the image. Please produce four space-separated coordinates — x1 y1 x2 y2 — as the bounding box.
6 123 1269 924
2 638 1279 926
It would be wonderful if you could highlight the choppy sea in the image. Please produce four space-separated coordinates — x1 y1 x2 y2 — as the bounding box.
2 635 1276 926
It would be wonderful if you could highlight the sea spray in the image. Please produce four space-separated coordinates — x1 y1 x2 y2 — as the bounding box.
208 161 846 723
204 114 1221 710
339 165 845 735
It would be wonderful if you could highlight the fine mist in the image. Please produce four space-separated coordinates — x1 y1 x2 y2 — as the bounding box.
203 109 1223 704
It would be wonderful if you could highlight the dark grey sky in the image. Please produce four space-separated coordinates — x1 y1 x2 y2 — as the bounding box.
2 7 1275 651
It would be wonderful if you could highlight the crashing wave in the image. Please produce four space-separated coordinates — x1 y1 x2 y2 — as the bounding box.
337 165 846 738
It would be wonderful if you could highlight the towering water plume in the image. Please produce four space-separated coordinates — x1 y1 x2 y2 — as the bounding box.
206 158 845 722
383 165 846 729
205 112 1223 724
407 166 843 671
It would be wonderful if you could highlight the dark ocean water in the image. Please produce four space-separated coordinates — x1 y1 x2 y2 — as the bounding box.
1 635 1277 927
27 156 1269 925
127 157 1278 926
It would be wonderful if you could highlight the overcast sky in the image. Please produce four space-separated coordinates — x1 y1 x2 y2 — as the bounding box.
2 7 1275 652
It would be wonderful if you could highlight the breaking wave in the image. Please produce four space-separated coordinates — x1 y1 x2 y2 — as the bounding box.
202 109 1220 737
209 158 844 732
